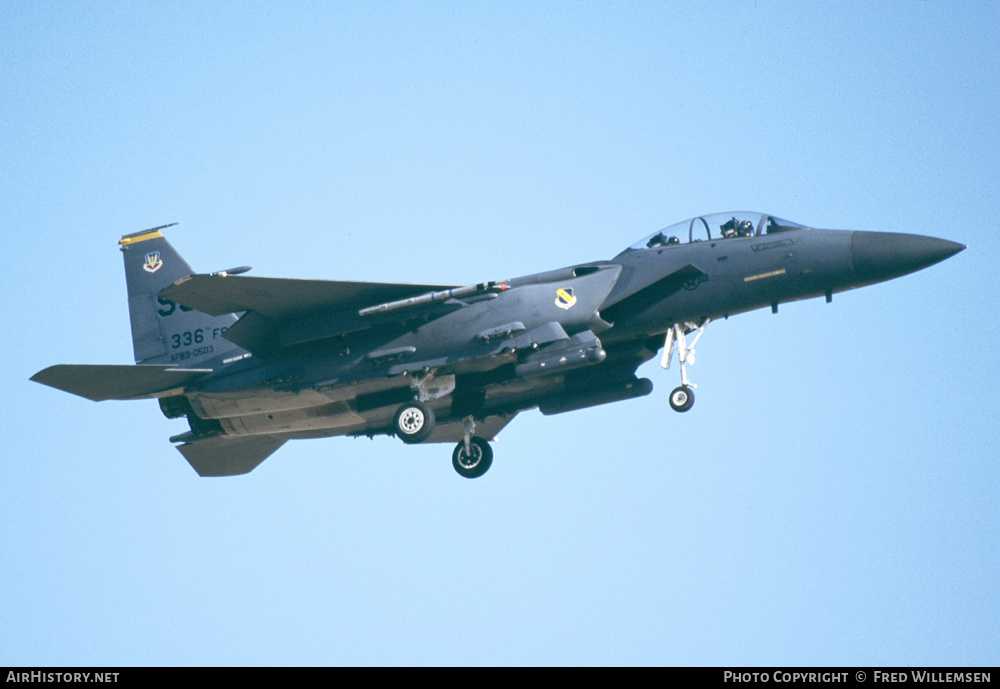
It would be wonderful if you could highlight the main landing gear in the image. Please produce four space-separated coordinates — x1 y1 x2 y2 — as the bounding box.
452 416 493 479
452 436 493 479
393 400 435 444
661 319 710 413
392 403 495 478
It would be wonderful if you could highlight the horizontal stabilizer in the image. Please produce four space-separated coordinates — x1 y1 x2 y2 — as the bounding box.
175 435 286 477
160 274 460 319
30 364 211 402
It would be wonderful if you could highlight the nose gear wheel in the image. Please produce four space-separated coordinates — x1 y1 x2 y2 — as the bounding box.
669 386 695 412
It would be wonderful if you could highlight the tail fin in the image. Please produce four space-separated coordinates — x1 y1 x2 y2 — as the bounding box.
119 225 244 366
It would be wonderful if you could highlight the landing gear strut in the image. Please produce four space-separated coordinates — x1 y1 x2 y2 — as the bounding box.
661 319 710 413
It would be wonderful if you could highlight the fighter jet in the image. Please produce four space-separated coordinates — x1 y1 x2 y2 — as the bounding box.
31 212 964 478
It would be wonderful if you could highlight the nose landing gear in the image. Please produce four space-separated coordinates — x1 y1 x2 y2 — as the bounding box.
661 319 710 413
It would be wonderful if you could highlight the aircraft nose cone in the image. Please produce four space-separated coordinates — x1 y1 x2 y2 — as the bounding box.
850 231 965 286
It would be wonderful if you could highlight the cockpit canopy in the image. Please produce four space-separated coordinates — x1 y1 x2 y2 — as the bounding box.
625 212 808 252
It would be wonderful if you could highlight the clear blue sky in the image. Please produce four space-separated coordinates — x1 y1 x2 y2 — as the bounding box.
2 1 997 666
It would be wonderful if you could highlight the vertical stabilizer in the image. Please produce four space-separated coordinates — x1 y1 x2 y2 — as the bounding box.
119 225 243 366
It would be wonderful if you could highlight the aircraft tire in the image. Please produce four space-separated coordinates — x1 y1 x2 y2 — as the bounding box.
394 401 435 444
669 386 695 412
452 437 493 479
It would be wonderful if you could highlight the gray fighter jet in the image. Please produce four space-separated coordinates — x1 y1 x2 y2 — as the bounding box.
31 213 964 478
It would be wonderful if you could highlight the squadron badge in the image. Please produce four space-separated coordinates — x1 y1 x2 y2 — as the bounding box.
555 287 577 310
143 251 163 273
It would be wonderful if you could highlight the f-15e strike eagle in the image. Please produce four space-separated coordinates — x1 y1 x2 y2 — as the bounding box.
32 212 964 478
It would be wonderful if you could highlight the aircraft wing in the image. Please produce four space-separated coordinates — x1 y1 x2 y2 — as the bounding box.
30 364 212 402
159 274 464 353
159 274 460 319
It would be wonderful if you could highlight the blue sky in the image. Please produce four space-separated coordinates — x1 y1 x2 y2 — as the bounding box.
2 1 997 665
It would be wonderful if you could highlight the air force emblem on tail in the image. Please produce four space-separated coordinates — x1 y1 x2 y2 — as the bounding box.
555 287 577 310
143 251 163 273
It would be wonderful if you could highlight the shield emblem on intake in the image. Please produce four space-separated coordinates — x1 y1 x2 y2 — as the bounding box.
555 287 577 310
143 251 163 273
